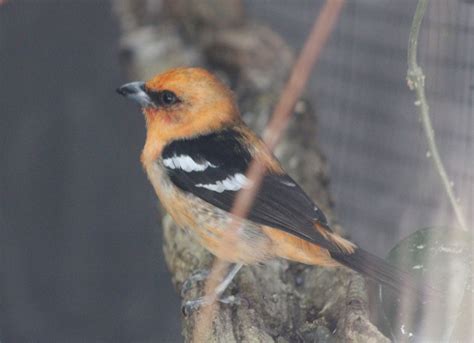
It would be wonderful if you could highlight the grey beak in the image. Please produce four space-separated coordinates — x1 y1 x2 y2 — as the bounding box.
116 81 153 107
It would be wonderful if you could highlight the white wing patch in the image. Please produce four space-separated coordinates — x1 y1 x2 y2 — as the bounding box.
280 179 296 187
163 155 217 172
195 173 251 193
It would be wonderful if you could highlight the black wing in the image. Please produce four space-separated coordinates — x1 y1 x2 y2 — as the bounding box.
162 130 439 296
162 128 340 252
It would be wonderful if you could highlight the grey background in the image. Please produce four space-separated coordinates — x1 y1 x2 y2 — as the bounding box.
1 1 472 342
0 1 180 342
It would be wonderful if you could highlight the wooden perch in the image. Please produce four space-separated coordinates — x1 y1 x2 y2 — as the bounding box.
114 0 389 341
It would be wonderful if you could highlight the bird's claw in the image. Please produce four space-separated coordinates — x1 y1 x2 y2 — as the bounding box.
182 294 242 316
217 294 242 305
182 296 210 316
180 269 210 297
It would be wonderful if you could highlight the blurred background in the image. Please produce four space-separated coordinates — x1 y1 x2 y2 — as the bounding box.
0 0 472 342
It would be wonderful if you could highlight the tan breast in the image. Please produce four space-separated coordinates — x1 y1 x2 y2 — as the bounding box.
143 159 274 264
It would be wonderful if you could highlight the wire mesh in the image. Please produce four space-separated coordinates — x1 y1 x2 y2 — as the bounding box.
246 0 473 255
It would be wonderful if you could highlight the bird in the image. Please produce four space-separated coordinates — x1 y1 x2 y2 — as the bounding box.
117 67 429 312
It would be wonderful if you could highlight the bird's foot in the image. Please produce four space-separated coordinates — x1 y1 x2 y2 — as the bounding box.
180 269 210 297
182 294 242 316
181 263 244 316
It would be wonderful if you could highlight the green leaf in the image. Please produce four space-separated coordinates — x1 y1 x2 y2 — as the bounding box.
378 227 472 341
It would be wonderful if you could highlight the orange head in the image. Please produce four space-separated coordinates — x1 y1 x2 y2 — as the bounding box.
117 68 240 150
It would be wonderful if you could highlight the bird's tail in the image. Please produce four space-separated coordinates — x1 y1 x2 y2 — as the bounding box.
330 247 438 299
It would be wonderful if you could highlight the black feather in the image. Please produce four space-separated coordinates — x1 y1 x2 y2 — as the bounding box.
161 128 337 251
331 248 440 300
163 128 440 300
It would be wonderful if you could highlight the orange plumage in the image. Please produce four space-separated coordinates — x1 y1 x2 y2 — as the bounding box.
117 67 427 306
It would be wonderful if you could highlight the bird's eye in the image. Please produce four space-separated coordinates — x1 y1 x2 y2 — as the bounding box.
159 90 178 106
145 88 180 108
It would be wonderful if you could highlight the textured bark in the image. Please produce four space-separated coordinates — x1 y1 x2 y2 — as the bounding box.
114 1 389 341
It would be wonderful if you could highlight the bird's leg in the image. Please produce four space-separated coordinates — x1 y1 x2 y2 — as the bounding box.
180 269 210 296
182 263 243 316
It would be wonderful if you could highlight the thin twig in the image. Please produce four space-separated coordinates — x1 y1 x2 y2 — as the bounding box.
406 0 468 232
192 0 345 341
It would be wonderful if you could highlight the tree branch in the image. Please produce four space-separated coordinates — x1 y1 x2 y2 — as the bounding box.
406 0 468 232
114 0 390 341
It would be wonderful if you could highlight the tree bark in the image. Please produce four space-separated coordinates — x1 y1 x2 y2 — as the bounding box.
114 1 389 341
